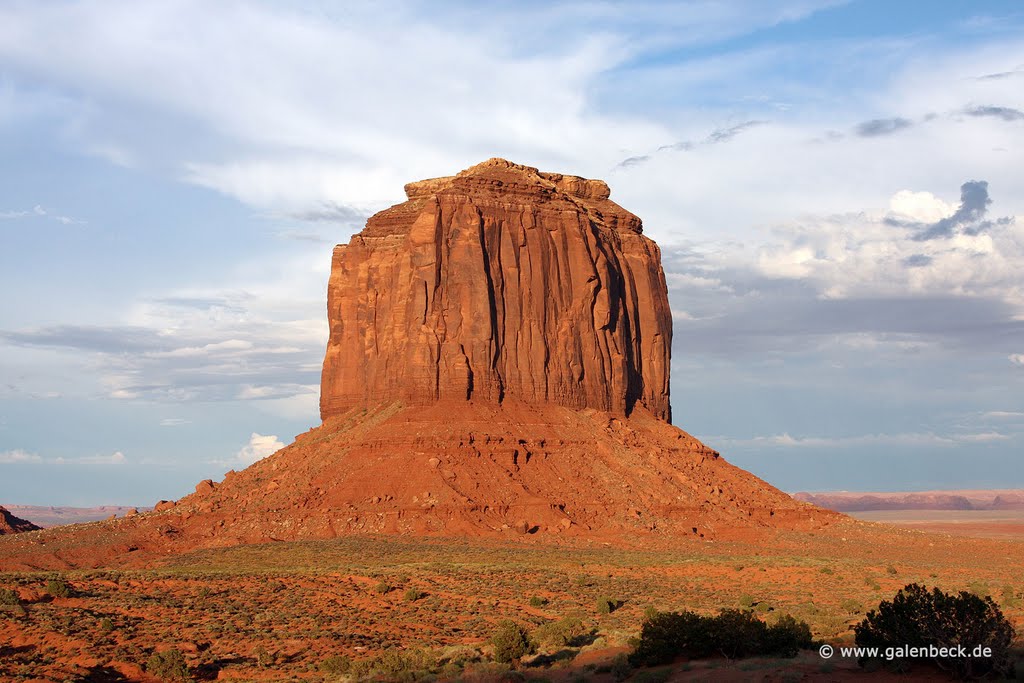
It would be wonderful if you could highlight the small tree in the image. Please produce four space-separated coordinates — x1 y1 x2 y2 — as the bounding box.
491 620 536 663
854 583 1015 678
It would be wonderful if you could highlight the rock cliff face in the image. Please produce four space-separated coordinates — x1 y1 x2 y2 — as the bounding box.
0 506 40 535
320 158 672 422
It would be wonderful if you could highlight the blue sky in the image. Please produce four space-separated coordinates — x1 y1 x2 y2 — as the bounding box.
1 0 1022 505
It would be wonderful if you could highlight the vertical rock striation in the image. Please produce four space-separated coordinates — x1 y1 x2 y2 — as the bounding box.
320 158 672 422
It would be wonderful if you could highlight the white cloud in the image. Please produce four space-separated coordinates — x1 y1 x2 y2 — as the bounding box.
888 190 957 223
956 432 1009 443
0 204 84 225
228 432 285 467
982 411 1024 419
1 449 126 465
0 449 43 464
56 451 127 465
714 430 1015 450
1011 354 1024 365
752 196 1023 311
159 418 190 427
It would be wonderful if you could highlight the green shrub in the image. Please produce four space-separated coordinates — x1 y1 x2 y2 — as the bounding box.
0 588 19 605
643 605 659 620
99 617 114 632
629 609 813 666
374 580 392 594
404 588 425 602
886 565 898 576
738 594 755 609
596 596 618 614
529 596 548 607
854 583 1015 678
146 649 190 682
491 620 536 663
820 567 834 575
46 578 72 598
534 616 587 648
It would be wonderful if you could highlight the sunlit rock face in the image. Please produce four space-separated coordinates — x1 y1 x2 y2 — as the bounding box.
320 158 673 422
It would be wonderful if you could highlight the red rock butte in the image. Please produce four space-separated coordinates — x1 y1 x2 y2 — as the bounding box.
0 159 835 570
0 506 40 535
320 158 672 422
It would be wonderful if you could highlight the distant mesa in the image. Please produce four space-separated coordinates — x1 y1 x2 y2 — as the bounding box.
0 159 835 570
2 505 149 528
0 505 41 535
794 490 1024 512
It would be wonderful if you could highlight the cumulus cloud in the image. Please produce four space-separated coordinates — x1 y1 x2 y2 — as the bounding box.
1011 354 1024 366
231 432 285 466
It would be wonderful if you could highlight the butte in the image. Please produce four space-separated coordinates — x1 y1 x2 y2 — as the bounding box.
0 159 833 570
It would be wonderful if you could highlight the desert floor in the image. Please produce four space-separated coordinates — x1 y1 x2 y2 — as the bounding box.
2 519 1022 682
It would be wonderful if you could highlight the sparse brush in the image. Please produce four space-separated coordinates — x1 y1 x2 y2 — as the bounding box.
840 598 863 614
320 654 351 675
0 588 20 605
597 596 618 614
374 580 392 594
404 588 425 602
529 595 548 607
534 616 587 648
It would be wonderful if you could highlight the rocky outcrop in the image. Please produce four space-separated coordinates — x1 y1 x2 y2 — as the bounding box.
0 159 839 571
0 505 41 534
320 158 672 422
